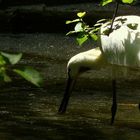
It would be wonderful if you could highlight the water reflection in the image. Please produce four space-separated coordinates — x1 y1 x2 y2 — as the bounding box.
0 33 139 140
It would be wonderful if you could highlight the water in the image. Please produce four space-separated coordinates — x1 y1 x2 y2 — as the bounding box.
0 33 139 140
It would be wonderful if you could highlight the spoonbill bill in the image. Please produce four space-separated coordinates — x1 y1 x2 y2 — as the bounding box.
58 15 140 124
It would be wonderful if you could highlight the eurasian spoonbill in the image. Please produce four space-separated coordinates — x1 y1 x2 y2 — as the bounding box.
58 15 140 124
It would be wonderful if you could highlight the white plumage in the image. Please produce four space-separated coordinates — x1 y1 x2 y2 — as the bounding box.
68 15 140 79
67 47 107 79
58 15 140 124
100 15 140 67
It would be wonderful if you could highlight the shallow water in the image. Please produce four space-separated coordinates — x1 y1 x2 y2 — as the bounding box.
0 33 139 140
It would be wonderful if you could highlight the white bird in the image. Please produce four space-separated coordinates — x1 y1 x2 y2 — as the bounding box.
58 15 140 124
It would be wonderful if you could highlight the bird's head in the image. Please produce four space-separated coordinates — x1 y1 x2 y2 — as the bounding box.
58 51 89 114
58 48 103 114
67 54 85 79
67 48 103 79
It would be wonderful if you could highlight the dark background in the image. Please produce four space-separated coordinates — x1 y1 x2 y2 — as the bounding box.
0 0 96 7
0 0 139 33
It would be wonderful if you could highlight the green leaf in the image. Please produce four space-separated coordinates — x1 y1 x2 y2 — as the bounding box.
1 52 22 65
66 19 80 24
97 19 108 23
90 34 98 41
0 67 12 82
101 0 113 6
77 12 86 18
66 22 85 36
122 0 134 4
94 23 103 27
13 67 43 87
66 31 77 36
0 55 6 66
74 22 84 32
76 34 88 46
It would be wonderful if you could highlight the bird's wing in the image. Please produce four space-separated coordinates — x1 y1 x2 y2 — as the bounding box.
99 15 140 68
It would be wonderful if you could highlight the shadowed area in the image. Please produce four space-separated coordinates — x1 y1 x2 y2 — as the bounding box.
0 33 139 140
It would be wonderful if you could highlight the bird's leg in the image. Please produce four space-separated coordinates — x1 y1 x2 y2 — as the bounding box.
111 79 117 125
58 76 76 114
139 103 140 110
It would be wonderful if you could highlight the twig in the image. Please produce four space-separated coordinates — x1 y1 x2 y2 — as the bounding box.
108 2 119 35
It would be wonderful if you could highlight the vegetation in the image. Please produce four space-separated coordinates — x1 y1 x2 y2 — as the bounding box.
66 0 136 46
0 52 43 87
0 0 136 86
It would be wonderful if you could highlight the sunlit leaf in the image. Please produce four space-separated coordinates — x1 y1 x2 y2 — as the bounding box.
122 0 134 4
74 22 84 32
66 19 80 24
77 12 86 18
103 27 110 36
93 27 100 32
1 52 22 65
90 34 98 41
13 67 43 87
66 31 77 35
97 19 108 23
101 0 113 6
94 23 103 27
76 34 88 46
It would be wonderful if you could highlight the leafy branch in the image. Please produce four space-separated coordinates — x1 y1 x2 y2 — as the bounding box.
101 0 135 6
66 12 105 45
103 0 135 35
0 52 43 87
66 0 135 45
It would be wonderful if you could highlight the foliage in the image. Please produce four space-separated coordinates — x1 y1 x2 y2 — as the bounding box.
0 52 43 87
101 0 135 6
66 12 105 45
66 0 135 46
